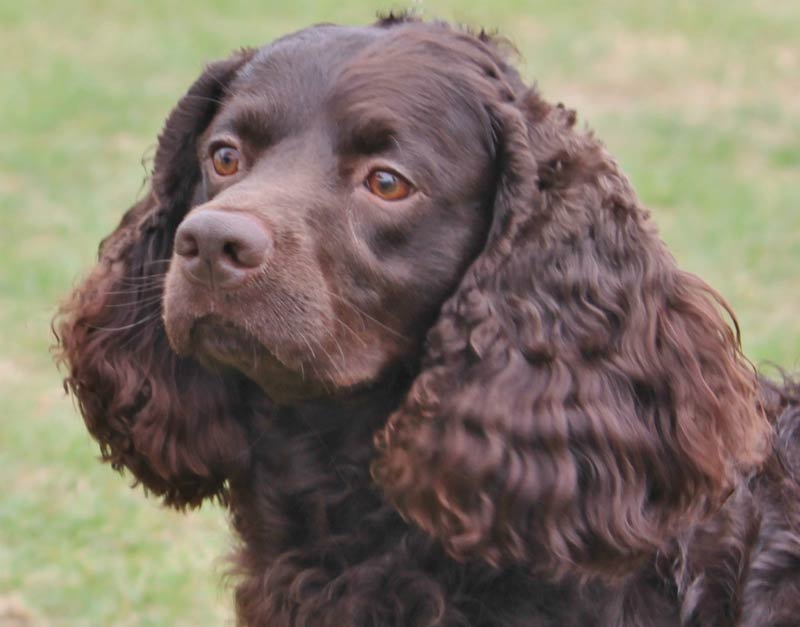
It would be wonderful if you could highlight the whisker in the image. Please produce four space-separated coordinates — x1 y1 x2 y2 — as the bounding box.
332 316 368 348
323 326 347 373
297 329 338 380
105 295 164 309
116 315 163 353
115 275 166 284
178 93 228 107
104 284 165 296
322 287 409 342
114 273 166 284
87 312 162 332
299 335 318 361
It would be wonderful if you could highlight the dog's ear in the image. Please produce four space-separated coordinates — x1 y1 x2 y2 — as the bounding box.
374 87 771 577
55 49 258 508
151 49 256 225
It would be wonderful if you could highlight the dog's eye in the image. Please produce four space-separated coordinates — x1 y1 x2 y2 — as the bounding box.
365 170 412 201
212 146 241 176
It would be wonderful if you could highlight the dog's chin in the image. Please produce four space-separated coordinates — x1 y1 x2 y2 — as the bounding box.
170 315 329 404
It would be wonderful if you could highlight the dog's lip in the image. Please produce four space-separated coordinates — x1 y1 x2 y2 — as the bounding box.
187 315 288 371
183 315 331 400
164 298 315 377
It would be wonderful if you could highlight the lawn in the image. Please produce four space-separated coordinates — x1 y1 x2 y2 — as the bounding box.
1 1 798 624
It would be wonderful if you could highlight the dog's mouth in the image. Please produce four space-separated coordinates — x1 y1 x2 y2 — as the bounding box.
189 316 269 369
185 316 328 402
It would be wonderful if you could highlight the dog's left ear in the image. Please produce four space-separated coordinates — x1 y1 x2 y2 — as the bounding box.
373 87 771 577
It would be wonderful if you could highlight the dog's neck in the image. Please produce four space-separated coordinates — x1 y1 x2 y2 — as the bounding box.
249 365 415 443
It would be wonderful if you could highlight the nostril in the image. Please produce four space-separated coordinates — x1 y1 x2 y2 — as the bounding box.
224 235 269 268
222 241 248 267
222 241 238 262
175 229 199 259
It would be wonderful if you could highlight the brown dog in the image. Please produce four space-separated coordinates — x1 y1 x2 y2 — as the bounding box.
57 16 800 626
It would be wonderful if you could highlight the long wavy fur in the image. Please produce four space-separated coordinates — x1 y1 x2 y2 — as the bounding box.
373 72 772 577
54 50 257 507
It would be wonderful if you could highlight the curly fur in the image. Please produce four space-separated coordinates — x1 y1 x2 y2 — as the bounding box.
55 17 799 626
373 89 770 577
56 51 258 505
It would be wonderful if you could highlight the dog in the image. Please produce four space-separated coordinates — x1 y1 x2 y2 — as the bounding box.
56 16 800 626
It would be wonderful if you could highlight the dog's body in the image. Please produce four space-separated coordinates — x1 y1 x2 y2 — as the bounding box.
57 17 800 626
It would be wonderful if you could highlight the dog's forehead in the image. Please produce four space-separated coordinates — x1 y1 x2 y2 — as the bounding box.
235 24 383 97
212 23 495 166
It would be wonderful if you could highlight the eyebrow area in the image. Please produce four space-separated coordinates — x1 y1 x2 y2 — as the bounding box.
335 113 400 157
211 99 289 148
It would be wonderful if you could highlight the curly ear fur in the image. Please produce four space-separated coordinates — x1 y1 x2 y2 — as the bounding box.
54 50 257 507
374 86 772 577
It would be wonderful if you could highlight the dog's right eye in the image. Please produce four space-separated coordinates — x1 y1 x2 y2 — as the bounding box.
365 169 413 201
212 146 241 176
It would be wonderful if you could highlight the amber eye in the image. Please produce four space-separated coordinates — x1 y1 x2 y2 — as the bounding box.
365 169 413 201
211 146 241 176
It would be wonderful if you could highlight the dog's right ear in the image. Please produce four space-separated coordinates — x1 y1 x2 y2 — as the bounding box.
55 49 259 508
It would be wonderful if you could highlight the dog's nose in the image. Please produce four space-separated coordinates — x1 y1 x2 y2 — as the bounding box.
174 210 271 288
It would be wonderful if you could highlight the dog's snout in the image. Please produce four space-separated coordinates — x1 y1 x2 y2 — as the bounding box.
174 210 271 288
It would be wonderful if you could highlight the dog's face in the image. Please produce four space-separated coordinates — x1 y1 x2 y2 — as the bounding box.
163 26 496 400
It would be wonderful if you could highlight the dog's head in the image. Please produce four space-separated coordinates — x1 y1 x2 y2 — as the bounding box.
160 23 506 401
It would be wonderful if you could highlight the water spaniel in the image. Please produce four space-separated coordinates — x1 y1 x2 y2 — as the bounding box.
55 15 800 627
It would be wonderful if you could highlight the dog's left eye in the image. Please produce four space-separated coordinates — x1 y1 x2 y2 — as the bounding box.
212 146 241 176
365 170 413 201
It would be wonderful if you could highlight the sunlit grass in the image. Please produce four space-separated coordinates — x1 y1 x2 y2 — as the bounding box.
1 0 798 623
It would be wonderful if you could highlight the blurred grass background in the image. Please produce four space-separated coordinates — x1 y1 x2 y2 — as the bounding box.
1 0 798 624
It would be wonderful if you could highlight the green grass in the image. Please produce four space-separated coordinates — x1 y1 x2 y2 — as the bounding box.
1 0 798 624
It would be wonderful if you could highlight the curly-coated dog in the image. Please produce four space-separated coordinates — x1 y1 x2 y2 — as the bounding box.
56 15 800 627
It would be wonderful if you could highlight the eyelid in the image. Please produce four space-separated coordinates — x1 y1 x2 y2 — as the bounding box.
365 166 414 187
361 162 416 188
206 136 241 158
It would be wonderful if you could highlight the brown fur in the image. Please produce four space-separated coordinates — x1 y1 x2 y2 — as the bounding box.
55 17 800 626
